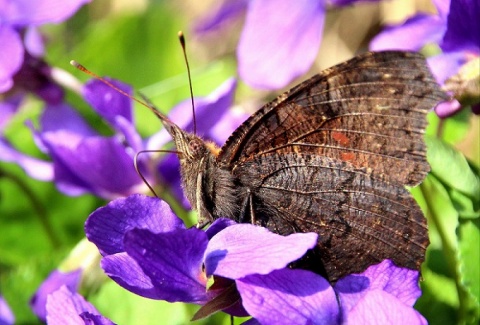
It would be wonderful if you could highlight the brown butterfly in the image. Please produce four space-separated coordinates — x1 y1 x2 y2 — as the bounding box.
161 51 449 282
78 51 448 282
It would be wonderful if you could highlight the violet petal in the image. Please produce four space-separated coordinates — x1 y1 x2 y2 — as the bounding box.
0 25 24 92
194 0 248 33
427 51 468 84
237 0 324 89
101 253 157 299
0 137 54 181
208 107 249 145
0 93 23 129
369 14 446 51
147 78 237 150
434 99 462 118
85 194 184 256
441 0 480 53
30 269 82 321
330 0 382 5
24 27 44 57
40 103 96 137
4 0 90 27
42 135 141 198
83 78 133 128
0 295 15 325
204 224 318 278
123 228 209 303
46 286 114 325
205 218 237 239
237 269 339 324
340 290 427 325
335 260 424 323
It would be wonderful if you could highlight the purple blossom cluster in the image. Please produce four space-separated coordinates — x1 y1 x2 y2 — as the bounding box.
40 194 426 324
1 75 243 200
0 0 89 94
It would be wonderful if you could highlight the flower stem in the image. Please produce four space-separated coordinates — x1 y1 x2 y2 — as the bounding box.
0 167 61 247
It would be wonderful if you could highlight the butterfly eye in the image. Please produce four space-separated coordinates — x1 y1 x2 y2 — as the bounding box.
188 138 204 155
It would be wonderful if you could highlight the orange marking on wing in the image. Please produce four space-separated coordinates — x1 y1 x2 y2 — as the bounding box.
341 152 356 162
331 131 350 146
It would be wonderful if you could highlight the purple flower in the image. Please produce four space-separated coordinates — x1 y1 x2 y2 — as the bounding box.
29 78 145 198
0 0 90 92
2 76 241 200
46 286 115 325
84 194 426 323
370 0 480 117
30 269 82 321
0 295 15 325
196 0 381 90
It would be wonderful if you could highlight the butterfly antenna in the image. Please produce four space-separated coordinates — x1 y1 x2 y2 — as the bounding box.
134 150 159 197
69 60 174 130
178 31 197 134
70 60 181 197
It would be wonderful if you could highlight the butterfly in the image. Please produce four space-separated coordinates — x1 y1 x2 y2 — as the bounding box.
83 51 448 282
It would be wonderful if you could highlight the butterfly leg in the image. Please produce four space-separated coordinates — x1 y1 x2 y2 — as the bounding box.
195 172 213 228
239 190 256 225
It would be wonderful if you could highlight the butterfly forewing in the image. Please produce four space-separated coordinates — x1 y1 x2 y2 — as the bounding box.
217 51 448 281
219 52 446 186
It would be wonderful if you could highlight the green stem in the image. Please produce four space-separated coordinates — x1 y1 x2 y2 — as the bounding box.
0 167 61 247
420 179 471 324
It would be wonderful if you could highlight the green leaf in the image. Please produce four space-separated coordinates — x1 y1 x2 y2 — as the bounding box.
426 136 480 202
426 108 471 145
457 218 480 324
91 280 233 324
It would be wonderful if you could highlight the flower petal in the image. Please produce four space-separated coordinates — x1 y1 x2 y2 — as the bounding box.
341 290 427 325
0 25 24 92
204 224 318 278
86 194 184 256
46 286 114 325
30 269 82 321
208 107 249 145
205 218 237 239
24 27 45 57
83 78 134 128
123 228 209 303
147 78 237 150
3 0 90 26
0 295 15 325
427 51 468 84
101 253 157 299
42 135 141 197
237 269 339 324
40 103 96 137
434 99 462 118
369 14 446 51
441 0 480 53
335 260 424 323
0 137 54 181
194 0 248 33
0 93 23 129
237 0 324 89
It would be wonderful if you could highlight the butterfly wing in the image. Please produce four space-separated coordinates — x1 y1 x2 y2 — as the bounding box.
217 51 448 281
